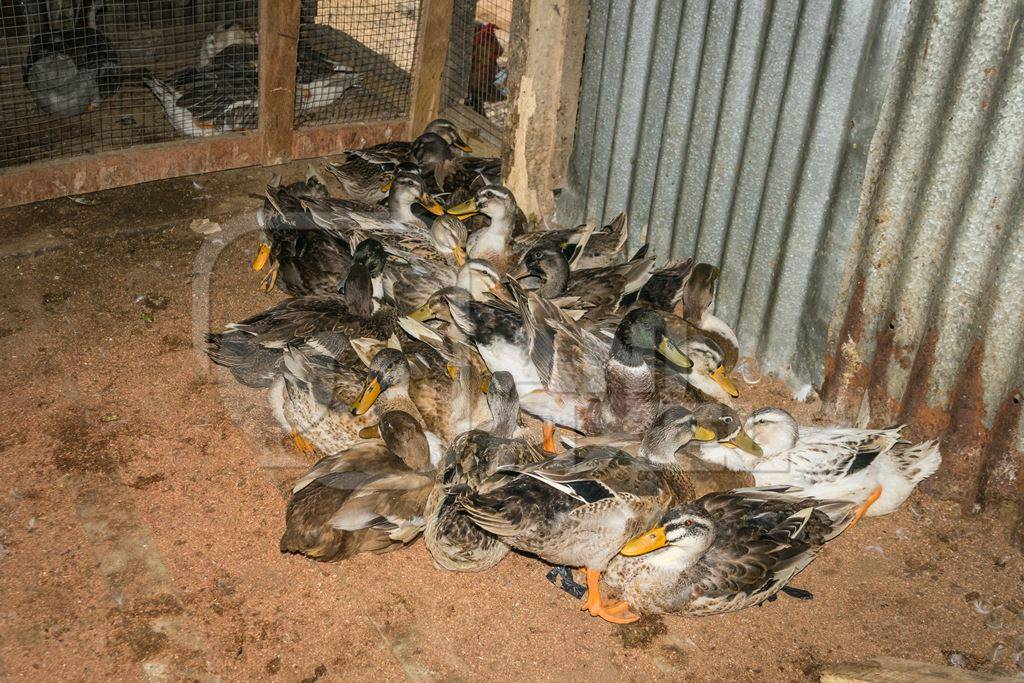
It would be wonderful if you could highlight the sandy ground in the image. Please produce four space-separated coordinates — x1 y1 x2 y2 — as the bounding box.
1 165 1023 681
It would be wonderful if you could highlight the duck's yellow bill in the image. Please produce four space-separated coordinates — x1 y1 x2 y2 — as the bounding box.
657 338 693 369
358 423 381 439
722 429 763 456
419 193 445 216
710 365 739 398
694 425 717 441
380 178 393 193
453 138 473 153
446 198 479 217
408 303 434 322
350 377 382 415
453 243 467 267
620 526 667 556
252 243 271 271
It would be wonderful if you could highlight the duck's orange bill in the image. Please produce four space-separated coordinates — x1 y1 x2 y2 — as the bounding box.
620 526 667 556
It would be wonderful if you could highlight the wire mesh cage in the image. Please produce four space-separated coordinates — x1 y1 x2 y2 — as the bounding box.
294 0 422 129
441 0 510 141
0 0 262 169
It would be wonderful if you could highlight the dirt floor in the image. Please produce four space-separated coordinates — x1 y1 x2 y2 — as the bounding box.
1 165 1023 682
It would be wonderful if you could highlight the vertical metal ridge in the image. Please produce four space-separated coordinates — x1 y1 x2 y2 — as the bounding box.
553 1 1023 522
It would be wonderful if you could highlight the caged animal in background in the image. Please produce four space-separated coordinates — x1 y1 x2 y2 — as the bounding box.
22 0 123 117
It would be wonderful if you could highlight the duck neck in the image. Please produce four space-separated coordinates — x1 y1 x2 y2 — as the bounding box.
637 428 688 464
488 394 519 439
469 216 511 259
388 193 419 224
604 337 657 432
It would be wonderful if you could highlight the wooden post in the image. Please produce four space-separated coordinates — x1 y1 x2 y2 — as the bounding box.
409 0 455 134
502 0 590 222
259 0 302 165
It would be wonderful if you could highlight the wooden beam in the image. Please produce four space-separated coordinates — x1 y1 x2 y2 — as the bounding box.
259 0 302 165
0 134 262 209
290 119 410 161
503 0 590 222
408 0 455 134
820 657 1017 682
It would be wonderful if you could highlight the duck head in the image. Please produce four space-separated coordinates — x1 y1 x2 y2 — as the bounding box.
387 173 443 219
515 246 570 297
637 406 716 464
742 407 798 457
693 402 762 456
455 259 509 301
424 118 472 152
446 185 516 225
350 348 410 415
679 335 739 400
352 237 386 277
619 507 715 558
611 309 692 370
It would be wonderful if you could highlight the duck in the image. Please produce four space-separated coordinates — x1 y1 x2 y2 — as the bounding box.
511 244 654 322
279 410 435 561
446 186 529 274
458 403 761 623
696 407 942 519
639 260 739 366
252 172 363 296
563 404 756 497
23 0 122 117
144 56 258 137
293 43 363 115
206 241 391 390
405 132 502 205
325 119 472 204
347 347 450 454
508 281 694 448
424 371 546 572
416 283 691 451
603 487 858 616
207 40 362 117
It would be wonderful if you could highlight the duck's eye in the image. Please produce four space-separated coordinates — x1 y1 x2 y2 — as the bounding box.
683 520 693 527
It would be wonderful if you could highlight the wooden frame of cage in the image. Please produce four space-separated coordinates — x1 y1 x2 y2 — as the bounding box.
0 0 453 209
0 0 590 213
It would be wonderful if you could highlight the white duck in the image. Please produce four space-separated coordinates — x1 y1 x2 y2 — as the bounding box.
697 407 941 520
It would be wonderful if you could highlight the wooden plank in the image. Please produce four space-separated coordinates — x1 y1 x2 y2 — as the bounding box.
408 0 456 134
0 134 262 209
502 0 590 220
258 0 302 165
821 657 1017 682
290 119 410 160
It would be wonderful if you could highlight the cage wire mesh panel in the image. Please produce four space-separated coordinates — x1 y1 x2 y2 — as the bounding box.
294 0 422 128
440 0 511 141
0 0 259 169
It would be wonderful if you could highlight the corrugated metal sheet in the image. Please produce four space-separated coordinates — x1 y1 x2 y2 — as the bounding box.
557 0 1022 521
822 0 1024 514
556 0 911 385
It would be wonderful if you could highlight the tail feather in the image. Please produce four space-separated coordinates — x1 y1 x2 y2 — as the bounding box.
890 439 942 485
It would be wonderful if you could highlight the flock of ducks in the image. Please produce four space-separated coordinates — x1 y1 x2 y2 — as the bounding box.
22 8 359 135
206 119 943 624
